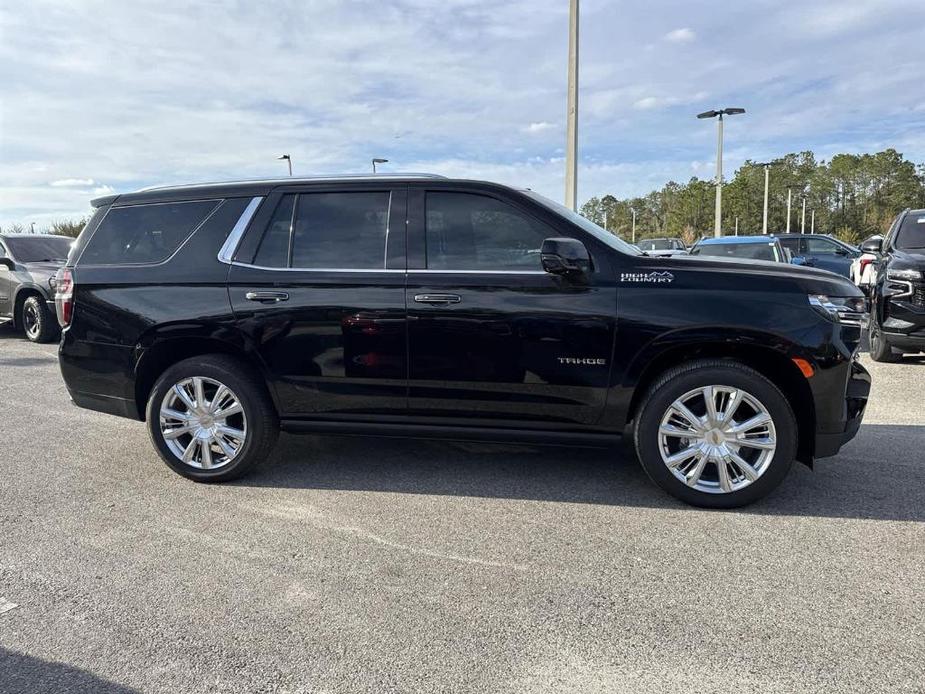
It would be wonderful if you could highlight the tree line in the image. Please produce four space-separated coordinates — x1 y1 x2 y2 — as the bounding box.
0 219 87 238
581 148 925 246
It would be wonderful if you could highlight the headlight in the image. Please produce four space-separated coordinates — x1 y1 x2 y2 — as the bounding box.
887 268 923 281
808 294 867 325
886 268 919 299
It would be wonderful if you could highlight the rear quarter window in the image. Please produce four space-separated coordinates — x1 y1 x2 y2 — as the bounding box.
78 199 219 265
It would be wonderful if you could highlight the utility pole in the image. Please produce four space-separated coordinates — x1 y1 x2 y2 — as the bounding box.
564 0 579 211
762 164 770 234
786 188 792 233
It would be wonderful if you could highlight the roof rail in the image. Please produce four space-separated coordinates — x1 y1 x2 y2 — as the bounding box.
137 173 447 193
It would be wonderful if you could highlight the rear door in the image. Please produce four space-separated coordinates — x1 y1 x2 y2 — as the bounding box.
404 185 617 426
227 184 408 418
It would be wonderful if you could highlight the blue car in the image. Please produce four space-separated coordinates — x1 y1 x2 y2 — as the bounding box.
689 235 803 265
776 234 860 278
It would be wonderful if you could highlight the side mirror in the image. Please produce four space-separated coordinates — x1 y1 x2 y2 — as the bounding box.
0 258 14 270
834 247 849 257
860 236 883 255
541 238 591 275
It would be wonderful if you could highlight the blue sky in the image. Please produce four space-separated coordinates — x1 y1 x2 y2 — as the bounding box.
3 0 925 228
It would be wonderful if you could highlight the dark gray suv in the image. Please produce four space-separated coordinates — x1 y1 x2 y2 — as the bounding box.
0 234 73 342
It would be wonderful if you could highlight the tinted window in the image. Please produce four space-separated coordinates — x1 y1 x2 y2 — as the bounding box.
425 192 551 270
805 237 841 255
290 192 390 269
80 200 218 265
254 195 294 268
691 242 778 261
4 236 73 262
895 213 925 250
778 238 802 254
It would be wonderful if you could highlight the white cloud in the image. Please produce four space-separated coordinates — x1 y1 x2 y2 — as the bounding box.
524 121 556 134
49 178 95 187
664 27 695 43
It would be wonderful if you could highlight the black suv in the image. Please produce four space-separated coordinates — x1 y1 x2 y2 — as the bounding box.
863 208 925 361
57 175 870 508
0 233 73 342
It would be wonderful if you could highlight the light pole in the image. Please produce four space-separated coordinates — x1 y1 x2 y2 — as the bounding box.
372 157 388 173
811 209 815 233
277 154 292 176
754 162 771 234
603 210 608 232
564 0 579 210
801 196 807 234
697 107 746 237
734 217 739 236
631 208 637 243
786 188 792 233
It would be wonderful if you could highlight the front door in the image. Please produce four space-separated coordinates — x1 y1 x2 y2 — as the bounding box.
227 186 407 418
404 187 616 426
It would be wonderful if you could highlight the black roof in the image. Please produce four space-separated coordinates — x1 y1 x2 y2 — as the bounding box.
92 173 463 208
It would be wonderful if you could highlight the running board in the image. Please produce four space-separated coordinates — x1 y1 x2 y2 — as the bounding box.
279 419 621 448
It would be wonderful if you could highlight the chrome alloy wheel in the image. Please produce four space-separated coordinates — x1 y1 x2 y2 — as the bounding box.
159 376 247 470
658 385 777 494
23 302 40 339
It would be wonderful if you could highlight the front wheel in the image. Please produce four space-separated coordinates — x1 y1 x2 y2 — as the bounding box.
634 360 797 508
146 355 279 482
868 318 902 363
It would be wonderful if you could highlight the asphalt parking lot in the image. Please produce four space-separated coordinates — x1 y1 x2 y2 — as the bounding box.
1 324 923 694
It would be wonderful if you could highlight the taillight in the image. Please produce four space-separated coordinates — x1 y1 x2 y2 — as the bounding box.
55 267 74 328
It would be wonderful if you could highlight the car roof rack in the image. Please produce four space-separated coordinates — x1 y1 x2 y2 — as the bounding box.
138 173 447 193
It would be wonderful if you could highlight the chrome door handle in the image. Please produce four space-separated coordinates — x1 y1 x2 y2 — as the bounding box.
414 294 461 304
245 291 289 303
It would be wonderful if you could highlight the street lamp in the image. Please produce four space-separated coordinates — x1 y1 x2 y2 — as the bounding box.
786 188 792 233
801 196 807 234
697 107 746 237
372 158 389 173
754 162 772 235
631 208 637 243
277 154 292 176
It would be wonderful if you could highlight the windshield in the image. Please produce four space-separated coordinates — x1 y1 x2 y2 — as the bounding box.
521 190 642 256
691 241 779 262
638 239 676 251
895 213 925 250
4 235 73 262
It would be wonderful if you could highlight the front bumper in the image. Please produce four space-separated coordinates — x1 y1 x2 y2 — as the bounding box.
814 358 870 459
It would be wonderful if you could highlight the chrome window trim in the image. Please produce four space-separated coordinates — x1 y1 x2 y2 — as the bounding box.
217 196 264 264
229 261 404 273
408 269 547 275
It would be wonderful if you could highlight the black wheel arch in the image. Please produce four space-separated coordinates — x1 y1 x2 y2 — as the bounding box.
132 332 279 421
623 338 816 466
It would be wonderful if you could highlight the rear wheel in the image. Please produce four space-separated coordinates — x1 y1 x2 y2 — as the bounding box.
20 295 58 343
634 360 797 508
146 355 279 482
868 318 902 363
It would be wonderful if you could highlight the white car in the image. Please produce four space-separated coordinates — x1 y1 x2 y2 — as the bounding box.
850 235 883 289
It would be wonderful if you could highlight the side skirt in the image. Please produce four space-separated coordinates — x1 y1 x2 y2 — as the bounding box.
279 419 621 448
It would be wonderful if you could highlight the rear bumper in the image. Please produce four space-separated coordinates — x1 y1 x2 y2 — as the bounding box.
814 358 870 459
67 388 140 420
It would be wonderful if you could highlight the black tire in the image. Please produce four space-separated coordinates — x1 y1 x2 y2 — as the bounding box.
20 295 58 343
146 354 279 482
634 359 798 509
868 318 902 363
